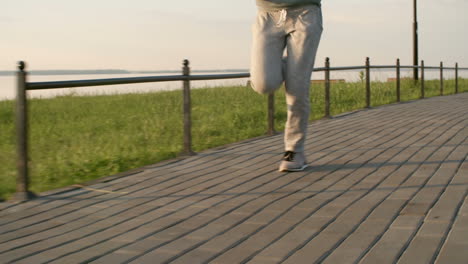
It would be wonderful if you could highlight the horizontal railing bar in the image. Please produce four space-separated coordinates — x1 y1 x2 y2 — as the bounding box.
317 65 468 71
27 75 187 90
418 66 440 70
370 65 396 69
326 66 367 71
26 73 251 90
320 65 468 71
26 65 468 90
188 73 250 81
399 66 418 69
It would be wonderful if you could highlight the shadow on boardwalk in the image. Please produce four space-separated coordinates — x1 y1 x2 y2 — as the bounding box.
1 93 467 264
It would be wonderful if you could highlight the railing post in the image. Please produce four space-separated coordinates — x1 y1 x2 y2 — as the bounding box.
324 57 331 118
420 60 425 99
365 57 371 108
14 61 35 201
396 58 401 103
267 93 275 136
182 59 195 155
455 63 459 94
440 61 444 96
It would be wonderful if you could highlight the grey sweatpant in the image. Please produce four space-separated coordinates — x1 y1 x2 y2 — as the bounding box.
250 4 323 153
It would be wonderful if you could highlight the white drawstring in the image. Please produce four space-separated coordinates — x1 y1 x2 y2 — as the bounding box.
276 9 287 27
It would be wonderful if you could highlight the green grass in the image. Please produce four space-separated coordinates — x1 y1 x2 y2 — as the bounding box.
0 78 466 200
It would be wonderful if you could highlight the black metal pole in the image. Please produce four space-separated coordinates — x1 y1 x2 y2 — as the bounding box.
182 59 195 155
440 61 444 96
455 63 459 94
413 0 419 81
396 58 401 102
267 93 275 135
421 60 425 99
325 57 331 118
14 61 36 201
366 57 371 108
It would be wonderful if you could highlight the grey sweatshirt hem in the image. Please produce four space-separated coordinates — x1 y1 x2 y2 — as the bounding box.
256 0 321 11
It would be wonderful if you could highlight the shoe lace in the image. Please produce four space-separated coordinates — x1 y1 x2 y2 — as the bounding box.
283 151 295 161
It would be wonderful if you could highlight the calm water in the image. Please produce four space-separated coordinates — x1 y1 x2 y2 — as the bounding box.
0 69 458 101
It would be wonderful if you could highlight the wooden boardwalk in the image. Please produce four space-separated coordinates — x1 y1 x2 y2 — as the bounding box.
1 93 467 264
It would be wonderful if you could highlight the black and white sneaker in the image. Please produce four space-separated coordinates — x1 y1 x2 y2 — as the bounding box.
278 151 308 172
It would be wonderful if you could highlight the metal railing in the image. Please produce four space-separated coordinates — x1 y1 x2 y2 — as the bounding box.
13 58 467 201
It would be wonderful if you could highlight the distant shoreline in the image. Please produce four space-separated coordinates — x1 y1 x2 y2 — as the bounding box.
0 69 250 76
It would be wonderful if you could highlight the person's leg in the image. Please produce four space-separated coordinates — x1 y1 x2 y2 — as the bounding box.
250 10 287 95
284 5 323 153
279 5 322 172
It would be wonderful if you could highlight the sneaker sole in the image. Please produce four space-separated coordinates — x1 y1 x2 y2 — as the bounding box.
279 164 308 172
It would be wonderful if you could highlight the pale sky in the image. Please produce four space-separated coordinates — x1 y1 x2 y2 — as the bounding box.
1 0 467 72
